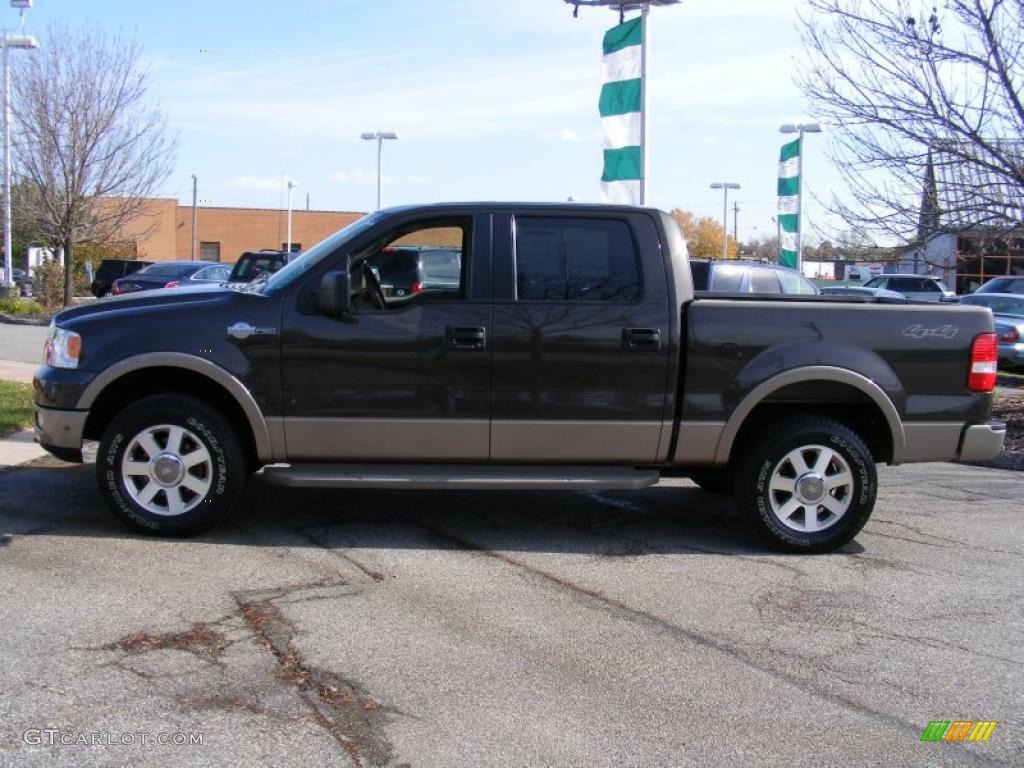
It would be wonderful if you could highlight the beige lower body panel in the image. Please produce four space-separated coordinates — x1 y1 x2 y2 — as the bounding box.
284 418 489 461
672 421 727 465
900 422 964 463
490 420 663 463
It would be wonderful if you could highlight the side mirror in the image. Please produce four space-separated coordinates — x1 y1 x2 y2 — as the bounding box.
317 270 351 315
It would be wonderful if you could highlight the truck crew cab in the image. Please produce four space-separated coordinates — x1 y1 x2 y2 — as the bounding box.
33 204 1005 552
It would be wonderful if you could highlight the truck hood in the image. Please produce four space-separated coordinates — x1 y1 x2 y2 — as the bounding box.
54 284 241 327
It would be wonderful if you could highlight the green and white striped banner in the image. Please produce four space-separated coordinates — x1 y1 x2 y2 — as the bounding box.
599 17 643 204
777 138 800 268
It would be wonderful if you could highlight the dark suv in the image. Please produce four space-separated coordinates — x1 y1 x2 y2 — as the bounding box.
365 247 462 298
91 259 152 297
227 250 294 286
689 260 819 294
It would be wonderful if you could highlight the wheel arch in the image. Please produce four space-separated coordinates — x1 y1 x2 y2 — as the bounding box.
716 366 905 465
79 353 274 465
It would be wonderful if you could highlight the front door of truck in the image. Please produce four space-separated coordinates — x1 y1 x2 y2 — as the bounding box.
280 213 492 461
489 212 672 462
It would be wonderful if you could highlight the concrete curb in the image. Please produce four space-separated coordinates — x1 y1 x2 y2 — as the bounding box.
0 428 46 468
0 360 37 384
0 312 51 326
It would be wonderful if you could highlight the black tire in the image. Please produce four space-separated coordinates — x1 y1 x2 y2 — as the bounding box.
687 467 734 494
734 417 876 553
96 394 245 536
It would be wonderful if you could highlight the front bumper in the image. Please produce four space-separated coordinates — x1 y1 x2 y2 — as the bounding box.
958 420 1006 462
34 405 87 463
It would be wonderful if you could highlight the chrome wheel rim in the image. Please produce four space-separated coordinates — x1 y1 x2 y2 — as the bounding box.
121 424 213 516
768 444 853 533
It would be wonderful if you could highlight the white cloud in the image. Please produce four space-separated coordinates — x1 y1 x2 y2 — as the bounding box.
558 127 581 143
325 170 392 185
222 175 281 190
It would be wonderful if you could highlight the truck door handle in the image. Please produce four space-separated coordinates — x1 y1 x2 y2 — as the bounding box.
624 327 661 349
446 326 487 350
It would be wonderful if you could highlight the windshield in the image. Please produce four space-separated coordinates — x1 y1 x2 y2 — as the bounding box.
254 213 383 295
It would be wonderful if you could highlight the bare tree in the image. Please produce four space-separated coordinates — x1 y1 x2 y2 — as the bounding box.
797 0 1024 244
12 24 175 305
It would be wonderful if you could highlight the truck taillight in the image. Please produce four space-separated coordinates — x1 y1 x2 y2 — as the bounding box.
967 333 997 392
410 281 423 294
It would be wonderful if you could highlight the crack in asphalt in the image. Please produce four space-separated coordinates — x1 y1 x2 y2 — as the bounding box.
234 584 401 768
91 577 401 768
408 517 1010 768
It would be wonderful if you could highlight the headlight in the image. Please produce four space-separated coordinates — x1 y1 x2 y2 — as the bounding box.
43 322 81 369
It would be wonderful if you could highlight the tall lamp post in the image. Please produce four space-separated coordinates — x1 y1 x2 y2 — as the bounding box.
710 182 740 260
285 179 298 253
778 122 821 271
360 131 398 210
1 3 37 297
190 174 197 261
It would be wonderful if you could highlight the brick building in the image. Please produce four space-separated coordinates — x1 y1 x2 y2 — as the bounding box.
115 197 366 263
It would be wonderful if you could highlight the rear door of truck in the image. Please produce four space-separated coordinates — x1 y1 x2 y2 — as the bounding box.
488 210 673 462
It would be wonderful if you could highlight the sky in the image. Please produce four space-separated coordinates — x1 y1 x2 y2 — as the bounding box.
18 0 841 244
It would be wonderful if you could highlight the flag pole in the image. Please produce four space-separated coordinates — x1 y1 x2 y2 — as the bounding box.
639 3 649 205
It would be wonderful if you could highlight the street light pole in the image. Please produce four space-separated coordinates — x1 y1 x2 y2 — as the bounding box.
360 131 398 210
1 26 36 296
285 179 298 253
710 182 740 260
190 174 197 261
779 122 822 272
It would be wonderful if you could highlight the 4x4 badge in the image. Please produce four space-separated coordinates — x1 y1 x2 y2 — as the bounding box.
227 322 277 340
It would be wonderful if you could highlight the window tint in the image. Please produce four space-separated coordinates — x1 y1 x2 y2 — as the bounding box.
709 265 744 292
863 277 886 288
515 218 640 302
139 263 197 277
749 269 782 294
689 261 710 290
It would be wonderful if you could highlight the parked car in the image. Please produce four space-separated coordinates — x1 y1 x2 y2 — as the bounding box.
34 203 1004 553
689 260 819 295
819 285 906 299
974 276 1024 295
3 267 33 297
112 261 231 294
91 259 153 297
227 250 295 287
862 274 956 301
365 246 462 299
958 293 1024 368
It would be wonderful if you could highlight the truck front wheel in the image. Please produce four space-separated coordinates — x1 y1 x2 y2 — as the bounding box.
735 417 876 553
96 394 245 536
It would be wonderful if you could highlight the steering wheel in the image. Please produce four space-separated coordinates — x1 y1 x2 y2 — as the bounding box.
362 262 387 310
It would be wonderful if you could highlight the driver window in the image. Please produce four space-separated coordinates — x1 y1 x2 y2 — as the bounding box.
354 219 469 310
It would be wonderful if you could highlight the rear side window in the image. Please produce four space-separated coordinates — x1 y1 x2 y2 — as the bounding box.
689 261 710 290
889 277 937 292
863 277 886 288
749 269 782 294
514 217 641 302
778 270 818 294
710 266 744 292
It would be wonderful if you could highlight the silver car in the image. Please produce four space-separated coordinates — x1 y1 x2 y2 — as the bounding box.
862 274 956 301
958 293 1024 367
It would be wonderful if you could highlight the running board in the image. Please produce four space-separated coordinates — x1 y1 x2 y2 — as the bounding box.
261 464 660 491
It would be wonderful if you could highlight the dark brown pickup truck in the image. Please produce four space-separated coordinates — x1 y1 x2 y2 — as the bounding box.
33 203 1005 552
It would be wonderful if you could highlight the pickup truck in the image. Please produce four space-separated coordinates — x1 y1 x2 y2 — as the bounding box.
33 203 1006 552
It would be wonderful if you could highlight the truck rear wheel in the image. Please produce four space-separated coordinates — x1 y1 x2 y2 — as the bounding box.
96 394 245 536
735 417 876 553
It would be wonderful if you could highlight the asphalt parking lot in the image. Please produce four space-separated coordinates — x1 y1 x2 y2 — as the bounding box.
0 456 1021 767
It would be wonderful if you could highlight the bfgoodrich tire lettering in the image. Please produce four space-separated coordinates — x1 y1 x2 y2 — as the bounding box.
735 417 877 553
97 394 245 536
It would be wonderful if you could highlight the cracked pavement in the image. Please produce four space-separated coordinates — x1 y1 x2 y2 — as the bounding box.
0 456 1021 767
